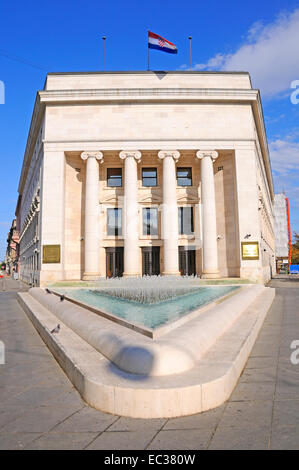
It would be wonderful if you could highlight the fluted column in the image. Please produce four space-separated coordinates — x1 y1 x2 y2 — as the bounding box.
81 151 103 280
158 150 180 275
120 150 141 277
196 150 220 279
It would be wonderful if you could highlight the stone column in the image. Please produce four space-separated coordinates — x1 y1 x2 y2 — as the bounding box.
81 151 104 280
119 150 142 277
196 150 220 279
158 150 181 275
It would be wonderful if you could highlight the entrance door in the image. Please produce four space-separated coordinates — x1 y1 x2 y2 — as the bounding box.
106 247 124 278
179 247 196 276
142 247 160 276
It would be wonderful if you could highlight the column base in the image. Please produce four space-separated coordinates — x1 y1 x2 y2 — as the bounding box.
82 272 100 281
201 271 221 279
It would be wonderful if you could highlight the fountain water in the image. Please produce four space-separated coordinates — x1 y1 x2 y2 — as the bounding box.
54 276 240 330
93 275 199 303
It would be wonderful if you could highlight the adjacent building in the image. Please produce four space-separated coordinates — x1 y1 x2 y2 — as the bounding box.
274 193 291 273
16 71 276 285
5 219 19 276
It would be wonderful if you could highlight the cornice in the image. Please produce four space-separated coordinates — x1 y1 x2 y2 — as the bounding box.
17 86 274 200
39 87 259 103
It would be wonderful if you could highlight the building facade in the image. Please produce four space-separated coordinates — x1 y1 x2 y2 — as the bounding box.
17 71 276 285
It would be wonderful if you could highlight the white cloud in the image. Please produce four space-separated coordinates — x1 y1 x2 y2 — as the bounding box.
269 137 299 210
194 54 227 71
193 9 299 97
270 138 299 175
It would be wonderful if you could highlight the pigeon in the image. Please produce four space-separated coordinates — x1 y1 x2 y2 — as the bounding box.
51 324 60 334
45 288 51 294
60 294 65 302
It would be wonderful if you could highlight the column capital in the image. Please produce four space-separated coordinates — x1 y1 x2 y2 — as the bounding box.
81 151 104 162
119 150 142 161
158 150 180 161
196 150 218 162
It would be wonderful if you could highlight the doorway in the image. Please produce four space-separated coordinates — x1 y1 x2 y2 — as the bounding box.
106 247 124 278
142 247 160 276
179 246 196 276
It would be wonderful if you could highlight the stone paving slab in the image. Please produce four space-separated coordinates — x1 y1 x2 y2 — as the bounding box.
208 424 271 450
86 430 158 450
26 432 100 450
0 432 42 450
147 429 213 450
0 276 299 449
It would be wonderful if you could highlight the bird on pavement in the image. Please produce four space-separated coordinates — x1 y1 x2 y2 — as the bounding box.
60 294 65 302
45 288 51 294
51 324 60 334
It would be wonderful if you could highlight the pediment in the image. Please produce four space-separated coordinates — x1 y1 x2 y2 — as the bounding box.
177 193 200 204
100 195 119 204
138 194 162 204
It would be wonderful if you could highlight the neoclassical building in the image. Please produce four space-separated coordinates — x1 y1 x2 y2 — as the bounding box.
17 71 275 285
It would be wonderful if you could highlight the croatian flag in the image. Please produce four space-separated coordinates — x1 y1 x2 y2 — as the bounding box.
148 31 178 54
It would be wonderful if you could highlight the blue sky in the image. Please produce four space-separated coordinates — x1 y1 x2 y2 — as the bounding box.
1 0 299 259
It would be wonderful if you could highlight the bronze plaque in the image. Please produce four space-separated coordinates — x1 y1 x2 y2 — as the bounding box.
43 245 61 263
241 241 259 260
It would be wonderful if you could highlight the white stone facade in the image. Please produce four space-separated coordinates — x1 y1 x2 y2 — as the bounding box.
17 71 276 285
274 193 289 258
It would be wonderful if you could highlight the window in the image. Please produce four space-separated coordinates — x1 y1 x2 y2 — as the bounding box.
143 208 158 236
178 207 194 235
107 168 122 187
142 168 157 187
107 208 122 236
177 167 192 186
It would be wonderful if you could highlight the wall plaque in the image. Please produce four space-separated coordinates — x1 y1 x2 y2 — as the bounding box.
43 245 61 263
241 241 259 260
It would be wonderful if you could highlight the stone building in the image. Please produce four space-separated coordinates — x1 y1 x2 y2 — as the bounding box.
274 193 290 273
16 71 275 285
5 218 19 276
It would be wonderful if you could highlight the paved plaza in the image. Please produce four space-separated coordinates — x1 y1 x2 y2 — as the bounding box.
0 276 298 450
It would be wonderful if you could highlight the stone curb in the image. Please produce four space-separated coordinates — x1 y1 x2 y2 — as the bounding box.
17 287 275 418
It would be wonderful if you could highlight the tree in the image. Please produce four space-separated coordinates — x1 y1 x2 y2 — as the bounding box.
291 232 299 264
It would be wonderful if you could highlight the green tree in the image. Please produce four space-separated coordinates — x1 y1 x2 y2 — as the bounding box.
291 232 299 264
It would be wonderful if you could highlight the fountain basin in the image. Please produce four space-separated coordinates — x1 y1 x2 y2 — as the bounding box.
27 284 261 376
51 285 240 333
17 284 275 418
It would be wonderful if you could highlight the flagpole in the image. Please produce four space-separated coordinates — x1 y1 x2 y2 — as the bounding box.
102 36 106 71
147 31 150 71
188 36 192 71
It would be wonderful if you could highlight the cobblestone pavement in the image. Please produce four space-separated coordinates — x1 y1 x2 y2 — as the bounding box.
0 276 298 450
